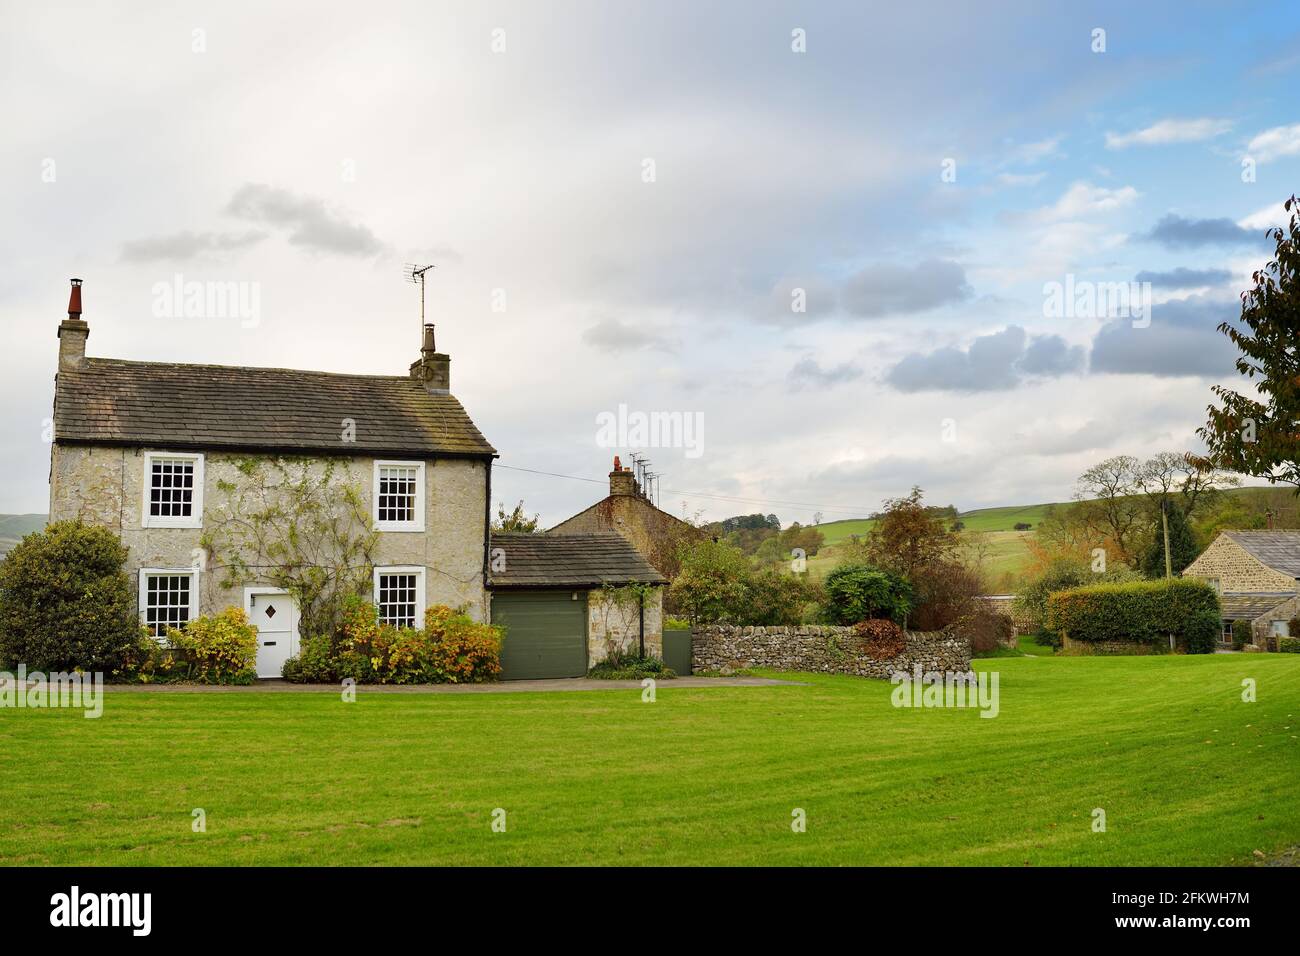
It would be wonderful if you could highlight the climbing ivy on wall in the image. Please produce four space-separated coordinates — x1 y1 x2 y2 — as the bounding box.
595 582 655 658
200 457 380 640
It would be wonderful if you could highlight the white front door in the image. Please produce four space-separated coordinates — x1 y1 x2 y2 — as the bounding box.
248 590 298 679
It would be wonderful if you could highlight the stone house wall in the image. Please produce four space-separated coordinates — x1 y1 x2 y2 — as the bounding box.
551 494 700 578
49 444 489 624
1183 534 1299 593
586 586 664 665
691 625 971 678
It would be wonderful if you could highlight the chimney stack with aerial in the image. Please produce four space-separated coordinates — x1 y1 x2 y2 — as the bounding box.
609 455 638 497
409 323 450 394
58 278 89 370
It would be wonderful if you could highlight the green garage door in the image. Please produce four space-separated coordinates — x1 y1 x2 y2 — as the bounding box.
492 591 588 680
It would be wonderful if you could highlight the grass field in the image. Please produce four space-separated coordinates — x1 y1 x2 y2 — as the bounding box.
2 654 1297 866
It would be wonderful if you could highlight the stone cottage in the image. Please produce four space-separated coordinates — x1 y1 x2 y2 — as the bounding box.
1182 530 1300 647
46 279 662 679
49 280 496 676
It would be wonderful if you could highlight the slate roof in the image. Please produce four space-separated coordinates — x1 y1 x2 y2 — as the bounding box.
53 358 496 458
1219 592 1296 620
1223 531 1300 578
488 532 667 588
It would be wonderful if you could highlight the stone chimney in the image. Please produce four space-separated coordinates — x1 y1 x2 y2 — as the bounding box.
609 455 637 497
409 323 450 394
58 278 89 370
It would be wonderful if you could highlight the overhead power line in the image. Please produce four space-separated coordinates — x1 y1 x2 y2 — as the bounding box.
493 463 873 517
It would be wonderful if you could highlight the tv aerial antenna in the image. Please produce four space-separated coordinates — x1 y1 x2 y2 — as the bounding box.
404 263 436 336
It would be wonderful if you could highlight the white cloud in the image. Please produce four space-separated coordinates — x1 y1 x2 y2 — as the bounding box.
1105 118 1231 149
1245 123 1300 162
1237 202 1290 230
1028 181 1139 224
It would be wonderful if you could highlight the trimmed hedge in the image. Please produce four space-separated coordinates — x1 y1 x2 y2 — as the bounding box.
1280 636 1300 654
1045 578 1220 653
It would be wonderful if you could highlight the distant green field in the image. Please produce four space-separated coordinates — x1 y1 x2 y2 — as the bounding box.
813 518 877 547
811 504 1053 587
0 514 47 557
816 501 1062 546
952 503 1058 532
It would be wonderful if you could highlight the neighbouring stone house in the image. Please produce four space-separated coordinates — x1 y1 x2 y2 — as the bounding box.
46 279 662 680
1182 530 1300 647
549 456 703 578
488 532 666 677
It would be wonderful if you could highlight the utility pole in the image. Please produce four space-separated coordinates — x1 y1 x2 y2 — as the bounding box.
1161 497 1173 580
1162 497 1174 651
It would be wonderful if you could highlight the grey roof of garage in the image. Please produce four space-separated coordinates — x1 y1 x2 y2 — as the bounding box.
53 358 496 458
1224 531 1300 577
488 532 667 588
1219 592 1295 619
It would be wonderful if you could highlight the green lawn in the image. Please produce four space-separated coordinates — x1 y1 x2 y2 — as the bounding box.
2 654 1297 866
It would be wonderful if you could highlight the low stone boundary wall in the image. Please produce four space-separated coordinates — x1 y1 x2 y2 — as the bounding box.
692 625 971 678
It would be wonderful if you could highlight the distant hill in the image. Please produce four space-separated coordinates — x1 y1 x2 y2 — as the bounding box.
815 501 1063 546
0 514 48 556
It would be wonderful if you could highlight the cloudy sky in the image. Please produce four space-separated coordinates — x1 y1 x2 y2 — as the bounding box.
2 1 1296 525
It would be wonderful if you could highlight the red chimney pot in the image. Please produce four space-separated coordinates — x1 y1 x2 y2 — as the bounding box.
67 278 83 318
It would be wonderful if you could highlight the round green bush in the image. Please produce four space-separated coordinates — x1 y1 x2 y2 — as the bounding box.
823 563 913 625
0 521 139 672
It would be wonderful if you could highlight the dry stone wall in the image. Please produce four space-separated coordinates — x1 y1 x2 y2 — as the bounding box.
692 625 971 678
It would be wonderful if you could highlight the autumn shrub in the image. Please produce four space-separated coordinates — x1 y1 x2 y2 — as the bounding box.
165 607 258 684
0 521 139 673
852 618 906 659
284 597 501 683
281 633 337 683
1230 619 1253 650
907 559 984 631
946 607 1014 653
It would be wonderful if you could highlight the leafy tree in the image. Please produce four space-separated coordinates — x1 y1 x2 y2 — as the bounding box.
822 563 913 625
1200 196 1300 490
0 521 139 672
745 568 821 626
779 522 825 557
668 539 819 625
1140 500 1200 578
1135 451 1238 517
493 500 541 533
667 539 752 625
1072 456 1149 567
863 486 959 578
